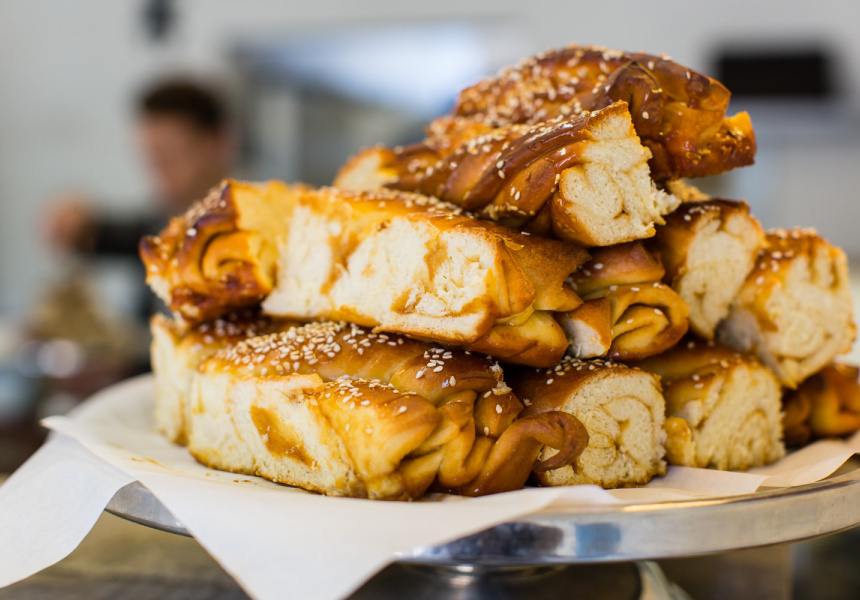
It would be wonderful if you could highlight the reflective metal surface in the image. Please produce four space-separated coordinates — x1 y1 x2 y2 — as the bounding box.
105 458 860 563
405 459 860 564
106 481 189 537
346 562 691 600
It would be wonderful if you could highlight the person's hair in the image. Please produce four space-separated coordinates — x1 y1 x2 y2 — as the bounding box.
137 79 228 133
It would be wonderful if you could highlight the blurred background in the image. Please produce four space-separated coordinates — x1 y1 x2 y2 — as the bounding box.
0 0 859 463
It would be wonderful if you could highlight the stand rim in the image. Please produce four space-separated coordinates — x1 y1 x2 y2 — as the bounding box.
105 457 860 563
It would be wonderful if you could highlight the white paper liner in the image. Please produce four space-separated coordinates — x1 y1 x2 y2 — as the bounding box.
0 434 134 588
1 374 859 599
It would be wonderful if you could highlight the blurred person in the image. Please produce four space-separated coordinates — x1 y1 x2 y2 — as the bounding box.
45 78 235 272
30 79 236 405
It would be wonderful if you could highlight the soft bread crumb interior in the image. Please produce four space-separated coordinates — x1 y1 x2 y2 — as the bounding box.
555 111 679 246
677 210 761 337
539 371 666 488
667 362 784 470
266 215 527 343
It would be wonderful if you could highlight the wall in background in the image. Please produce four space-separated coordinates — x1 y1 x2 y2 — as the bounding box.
2 0 860 317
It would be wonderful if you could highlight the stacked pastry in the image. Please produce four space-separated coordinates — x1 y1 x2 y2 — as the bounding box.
141 43 860 500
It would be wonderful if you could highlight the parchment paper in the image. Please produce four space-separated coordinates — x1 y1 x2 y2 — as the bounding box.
2 375 858 599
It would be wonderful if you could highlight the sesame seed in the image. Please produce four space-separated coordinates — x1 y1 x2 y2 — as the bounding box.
495 404 503 414
483 427 490 436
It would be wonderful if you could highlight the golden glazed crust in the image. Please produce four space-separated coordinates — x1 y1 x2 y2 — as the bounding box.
446 44 756 181
268 193 586 364
190 322 587 499
336 103 680 247
139 181 465 326
561 242 689 360
140 180 295 324
783 363 860 447
142 181 586 366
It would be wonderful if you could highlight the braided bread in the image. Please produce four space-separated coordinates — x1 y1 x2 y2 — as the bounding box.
635 340 784 470
716 228 856 388
654 199 765 338
189 322 586 499
150 312 296 444
143 180 588 366
560 242 689 360
140 180 295 324
336 103 680 247
445 44 756 181
509 357 665 488
783 363 860 447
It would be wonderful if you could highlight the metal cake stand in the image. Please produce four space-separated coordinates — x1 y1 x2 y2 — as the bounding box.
105 459 860 599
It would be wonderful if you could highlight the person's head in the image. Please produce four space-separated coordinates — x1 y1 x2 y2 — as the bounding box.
136 79 234 210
